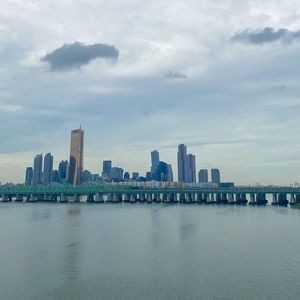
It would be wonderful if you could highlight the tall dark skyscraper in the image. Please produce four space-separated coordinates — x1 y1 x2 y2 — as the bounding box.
102 160 112 179
68 127 84 185
211 168 220 184
198 169 208 183
25 167 33 185
43 153 53 185
151 150 159 176
177 144 188 182
111 167 123 182
167 164 173 182
33 154 43 185
187 154 196 183
52 170 59 183
58 160 68 181
132 172 139 181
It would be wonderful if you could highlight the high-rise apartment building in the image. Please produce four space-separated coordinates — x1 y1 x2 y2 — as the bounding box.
68 127 84 185
198 169 208 183
25 167 33 185
33 154 43 185
43 153 53 185
151 150 159 176
187 154 196 183
177 144 188 182
52 170 59 183
211 168 220 184
58 160 68 182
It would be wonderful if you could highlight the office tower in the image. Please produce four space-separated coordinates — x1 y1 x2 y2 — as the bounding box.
146 172 152 181
154 161 168 181
68 127 84 185
33 154 43 185
58 160 68 181
43 153 53 185
167 164 173 182
52 170 59 183
151 150 160 175
132 172 139 181
110 167 124 182
198 169 208 183
93 174 100 182
124 172 130 180
211 168 220 184
102 160 112 179
25 167 33 185
177 144 188 182
187 154 196 183
83 170 92 183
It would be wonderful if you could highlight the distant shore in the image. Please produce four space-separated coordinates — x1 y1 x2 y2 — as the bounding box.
292 203 300 209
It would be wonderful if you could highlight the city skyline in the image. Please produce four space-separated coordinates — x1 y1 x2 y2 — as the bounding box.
1 1 300 185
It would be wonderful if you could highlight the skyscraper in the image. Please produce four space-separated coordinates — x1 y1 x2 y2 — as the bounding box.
68 127 84 185
102 160 112 179
177 144 188 182
52 170 59 183
187 154 196 183
211 168 220 184
58 160 68 182
167 164 173 182
43 153 53 185
151 150 159 176
132 172 139 181
124 172 130 180
198 169 208 183
25 167 33 185
33 154 43 186
111 167 124 182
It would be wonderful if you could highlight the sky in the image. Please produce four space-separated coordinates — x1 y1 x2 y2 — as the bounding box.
1 0 300 185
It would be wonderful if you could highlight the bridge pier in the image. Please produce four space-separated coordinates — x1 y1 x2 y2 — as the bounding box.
290 194 296 205
124 193 130 203
271 194 278 206
278 194 288 206
15 194 23 202
256 194 267 205
60 194 68 203
146 193 152 203
249 193 255 205
228 193 234 204
139 193 145 203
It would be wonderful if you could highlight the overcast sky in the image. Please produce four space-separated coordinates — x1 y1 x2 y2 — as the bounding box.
1 0 300 185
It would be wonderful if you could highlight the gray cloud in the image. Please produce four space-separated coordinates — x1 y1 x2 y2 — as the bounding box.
231 27 300 45
164 70 187 79
41 42 119 71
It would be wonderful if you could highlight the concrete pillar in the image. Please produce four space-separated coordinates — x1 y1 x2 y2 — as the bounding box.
74 194 80 202
278 194 288 206
139 193 145 202
60 194 68 202
290 194 296 205
124 194 130 202
210 193 215 203
107 194 113 202
249 193 255 205
228 194 234 204
28 194 38 202
16 194 23 202
162 193 167 202
179 193 185 203
235 194 240 203
271 194 278 205
146 193 152 202
256 194 267 205
203 193 208 203
221 193 228 204
240 194 247 204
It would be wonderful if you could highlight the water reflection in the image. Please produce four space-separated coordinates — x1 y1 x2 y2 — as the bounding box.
63 205 82 281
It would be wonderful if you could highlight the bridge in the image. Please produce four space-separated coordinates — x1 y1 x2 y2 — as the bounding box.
1 183 300 206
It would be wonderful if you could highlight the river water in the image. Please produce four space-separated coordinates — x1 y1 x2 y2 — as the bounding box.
0 203 299 300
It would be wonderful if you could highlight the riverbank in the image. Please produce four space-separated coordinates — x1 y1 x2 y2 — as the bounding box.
292 202 300 209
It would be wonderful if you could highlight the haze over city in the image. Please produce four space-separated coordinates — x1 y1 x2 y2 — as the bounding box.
1 0 300 185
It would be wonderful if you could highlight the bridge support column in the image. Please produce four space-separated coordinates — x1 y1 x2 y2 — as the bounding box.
179 193 185 203
139 193 145 202
290 194 296 205
1 194 8 202
87 194 94 202
249 193 255 205
228 194 234 204
124 194 130 203
221 193 228 204
60 194 68 203
146 193 152 203
278 194 288 206
28 194 38 202
235 194 240 204
240 194 247 204
74 194 80 202
256 194 267 205
16 194 23 202
203 193 208 203
209 193 215 204
271 194 278 206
